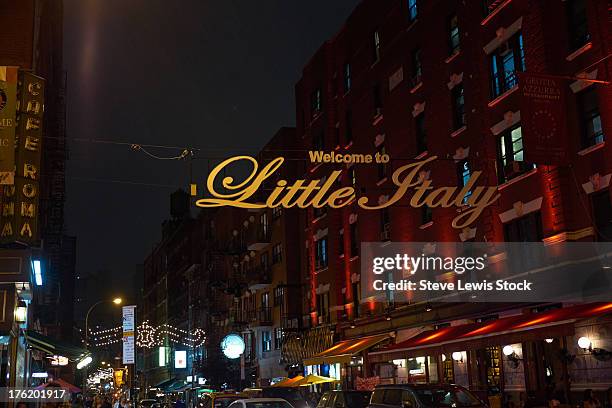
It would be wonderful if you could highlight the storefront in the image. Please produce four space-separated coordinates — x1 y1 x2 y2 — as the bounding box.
369 303 612 405
303 334 392 389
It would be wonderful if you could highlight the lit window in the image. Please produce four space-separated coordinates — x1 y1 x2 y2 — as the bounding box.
457 160 472 204
408 0 418 22
315 237 328 269
448 14 460 55
490 33 525 99
262 331 272 352
496 126 535 183
577 87 604 148
311 88 322 117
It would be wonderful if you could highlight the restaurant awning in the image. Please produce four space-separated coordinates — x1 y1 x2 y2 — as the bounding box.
24 330 89 361
272 375 304 387
304 333 392 366
369 302 612 362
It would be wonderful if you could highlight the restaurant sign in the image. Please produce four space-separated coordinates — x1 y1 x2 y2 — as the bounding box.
0 71 45 244
0 67 18 185
195 154 500 229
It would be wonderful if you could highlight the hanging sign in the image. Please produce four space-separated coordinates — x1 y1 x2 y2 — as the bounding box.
518 72 568 165
194 155 499 229
122 305 136 364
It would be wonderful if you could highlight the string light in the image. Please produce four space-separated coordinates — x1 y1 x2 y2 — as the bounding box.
89 321 206 349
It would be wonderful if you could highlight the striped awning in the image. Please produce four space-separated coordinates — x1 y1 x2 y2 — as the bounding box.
23 330 89 361
303 333 392 366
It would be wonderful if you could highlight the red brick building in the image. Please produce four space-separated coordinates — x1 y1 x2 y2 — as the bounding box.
288 0 612 401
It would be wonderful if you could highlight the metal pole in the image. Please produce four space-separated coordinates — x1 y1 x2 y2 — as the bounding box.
83 300 105 396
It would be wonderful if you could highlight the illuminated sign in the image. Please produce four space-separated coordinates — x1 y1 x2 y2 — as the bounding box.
175 350 187 368
194 155 499 229
220 333 245 359
0 70 44 244
0 66 17 185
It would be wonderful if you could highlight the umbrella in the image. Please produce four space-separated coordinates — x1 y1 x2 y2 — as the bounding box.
296 374 337 386
272 375 304 387
35 378 82 393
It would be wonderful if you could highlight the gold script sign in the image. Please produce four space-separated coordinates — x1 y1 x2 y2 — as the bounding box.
195 155 500 229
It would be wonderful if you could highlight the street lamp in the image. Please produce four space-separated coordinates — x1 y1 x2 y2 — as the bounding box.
84 297 123 348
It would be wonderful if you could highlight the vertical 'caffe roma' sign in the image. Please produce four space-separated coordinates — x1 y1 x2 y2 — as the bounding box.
195 154 500 229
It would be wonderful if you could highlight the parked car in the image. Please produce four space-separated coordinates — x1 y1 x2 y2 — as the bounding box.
317 391 372 408
261 387 309 408
228 398 295 408
201 392 249 408
368 384 487 408
139 399 159 408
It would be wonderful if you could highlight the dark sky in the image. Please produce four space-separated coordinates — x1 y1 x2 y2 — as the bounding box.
63 0 360 302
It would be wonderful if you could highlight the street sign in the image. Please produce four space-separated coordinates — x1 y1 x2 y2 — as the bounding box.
122 305 136 364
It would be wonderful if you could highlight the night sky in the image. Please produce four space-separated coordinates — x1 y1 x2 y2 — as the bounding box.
63 1 360 302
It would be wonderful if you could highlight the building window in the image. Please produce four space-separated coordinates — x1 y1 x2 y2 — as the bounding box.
339 229 345 256
411 48 422 87
345 110 353 144
315 237 328 269
415 112 427 154
504 212 543 242
316 292 330 324
272 243 282 264
311 88 322 117
274 286 285 307
262 292 270 309
567 0 590 51
490 33 525 99
349 167 357 189
262 330 272 352
592 190 612 241
261 251 269 271
313 130 325 151
577 87 604 148
373 30 381 62
380 209 391 241
272 206 282 220
421 205 433 225
377 144 388 180
344 62 352 93
496 126 535 183
457 160 472 204
260 212 269 238
452 83 466 130
448 14 460 55
408 0 418 22
350 222 359 257
274 328 283 350
373 83 383 116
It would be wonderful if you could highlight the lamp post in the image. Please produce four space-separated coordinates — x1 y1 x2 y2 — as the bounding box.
83 297 122 395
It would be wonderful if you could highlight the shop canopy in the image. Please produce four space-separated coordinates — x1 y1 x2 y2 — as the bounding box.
296 374 338 386
272 375 304 387
35 378 82 393
154 377 177 389
370 302 612 362
24 330 89 361
303 334 392 366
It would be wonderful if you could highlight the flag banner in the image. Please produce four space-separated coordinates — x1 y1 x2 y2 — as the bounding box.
518 72 568 165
